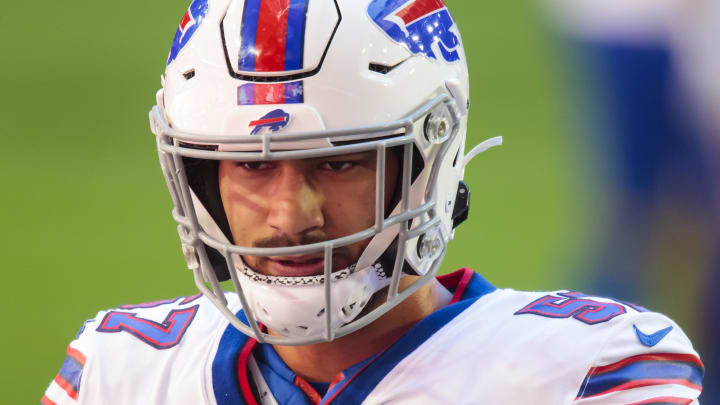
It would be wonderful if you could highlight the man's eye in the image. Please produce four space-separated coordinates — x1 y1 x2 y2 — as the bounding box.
320 161 353 171
236 161 272 170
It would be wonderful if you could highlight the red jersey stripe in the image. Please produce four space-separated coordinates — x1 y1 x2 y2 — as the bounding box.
628 397 694 405
41 395 58 405
53 374 79 400
66 346 87 366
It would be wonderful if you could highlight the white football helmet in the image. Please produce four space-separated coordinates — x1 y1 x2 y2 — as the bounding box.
149 0 501 345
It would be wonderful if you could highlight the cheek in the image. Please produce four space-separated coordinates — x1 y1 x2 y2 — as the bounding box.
218 166 266 245
324 179 377 235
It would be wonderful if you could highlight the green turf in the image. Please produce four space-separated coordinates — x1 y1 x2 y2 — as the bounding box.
1 1 593 402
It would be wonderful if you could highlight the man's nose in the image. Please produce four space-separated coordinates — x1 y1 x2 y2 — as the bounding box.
266 165 324 237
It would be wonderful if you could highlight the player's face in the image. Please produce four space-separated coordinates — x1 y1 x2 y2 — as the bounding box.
218 150 399 277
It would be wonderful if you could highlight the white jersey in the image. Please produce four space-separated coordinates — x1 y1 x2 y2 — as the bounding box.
43 269 704 405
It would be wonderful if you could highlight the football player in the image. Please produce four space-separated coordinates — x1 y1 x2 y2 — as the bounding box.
43 0 704 404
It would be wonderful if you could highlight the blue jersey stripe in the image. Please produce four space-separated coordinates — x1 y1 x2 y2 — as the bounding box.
58 355 84 394
579 360 704 398
212 312 252 405
239 0 261 71
284 0 308 71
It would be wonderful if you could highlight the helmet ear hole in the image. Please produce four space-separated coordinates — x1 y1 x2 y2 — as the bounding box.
182 69 196 80
451 181 470 229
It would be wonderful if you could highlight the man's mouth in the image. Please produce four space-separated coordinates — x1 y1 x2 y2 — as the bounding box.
266 255 326 277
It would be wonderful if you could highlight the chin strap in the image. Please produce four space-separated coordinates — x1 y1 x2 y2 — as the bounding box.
462 136 503 169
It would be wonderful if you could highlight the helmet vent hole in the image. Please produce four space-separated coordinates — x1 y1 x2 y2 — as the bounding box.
182 69 196 80
369 63 392 74
316 308 325 317
368 59 406 75
296 325 308 330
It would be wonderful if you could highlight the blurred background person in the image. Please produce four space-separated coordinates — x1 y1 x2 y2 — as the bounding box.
544 0 720 401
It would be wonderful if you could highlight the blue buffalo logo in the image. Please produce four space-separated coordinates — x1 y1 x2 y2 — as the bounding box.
249 109 291 135
167 0 209 65
368 0 460 63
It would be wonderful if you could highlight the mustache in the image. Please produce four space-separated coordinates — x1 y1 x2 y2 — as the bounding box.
252 233 331 249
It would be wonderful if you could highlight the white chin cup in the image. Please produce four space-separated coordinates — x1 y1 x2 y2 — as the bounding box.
234 258 391 338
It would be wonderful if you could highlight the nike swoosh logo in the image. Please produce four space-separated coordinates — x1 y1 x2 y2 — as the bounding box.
634 324 673 347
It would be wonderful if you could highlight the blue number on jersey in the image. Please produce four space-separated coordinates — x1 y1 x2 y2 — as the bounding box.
96 305 199 349
514 292 626 325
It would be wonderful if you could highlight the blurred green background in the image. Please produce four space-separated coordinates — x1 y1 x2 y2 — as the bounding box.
1 1 706 403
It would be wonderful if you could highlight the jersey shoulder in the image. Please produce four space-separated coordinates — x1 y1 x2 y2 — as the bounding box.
367 288 704 405
42 293 237 405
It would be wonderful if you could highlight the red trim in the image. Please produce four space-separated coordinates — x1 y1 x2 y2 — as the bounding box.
255 0 290 72
294 376 322 405
628 397 694 405
53 374 78 400
249 116 286 127
328 372 344 392
437 268 474 304
322 354 381 404
589 353 704 375
179 10 192 31
41 395 58 405
66 346 87 366
396 0 445 25
254 83 285 104
236 338 260 405
581 379 702 399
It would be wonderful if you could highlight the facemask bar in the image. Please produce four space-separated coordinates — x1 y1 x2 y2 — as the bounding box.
150 94 458 345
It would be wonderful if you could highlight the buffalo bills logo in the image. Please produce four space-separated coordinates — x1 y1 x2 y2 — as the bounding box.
167 0 209 65
368 0 460 63
249 109 291 135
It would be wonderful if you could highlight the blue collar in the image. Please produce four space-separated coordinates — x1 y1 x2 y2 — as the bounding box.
212 269 496 405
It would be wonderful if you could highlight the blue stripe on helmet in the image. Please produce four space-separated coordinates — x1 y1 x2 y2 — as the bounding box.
239 0 262 71
284 0 309 71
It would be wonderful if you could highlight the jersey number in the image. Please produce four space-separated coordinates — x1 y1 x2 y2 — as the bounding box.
97 305 199 349
514 292 626 325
